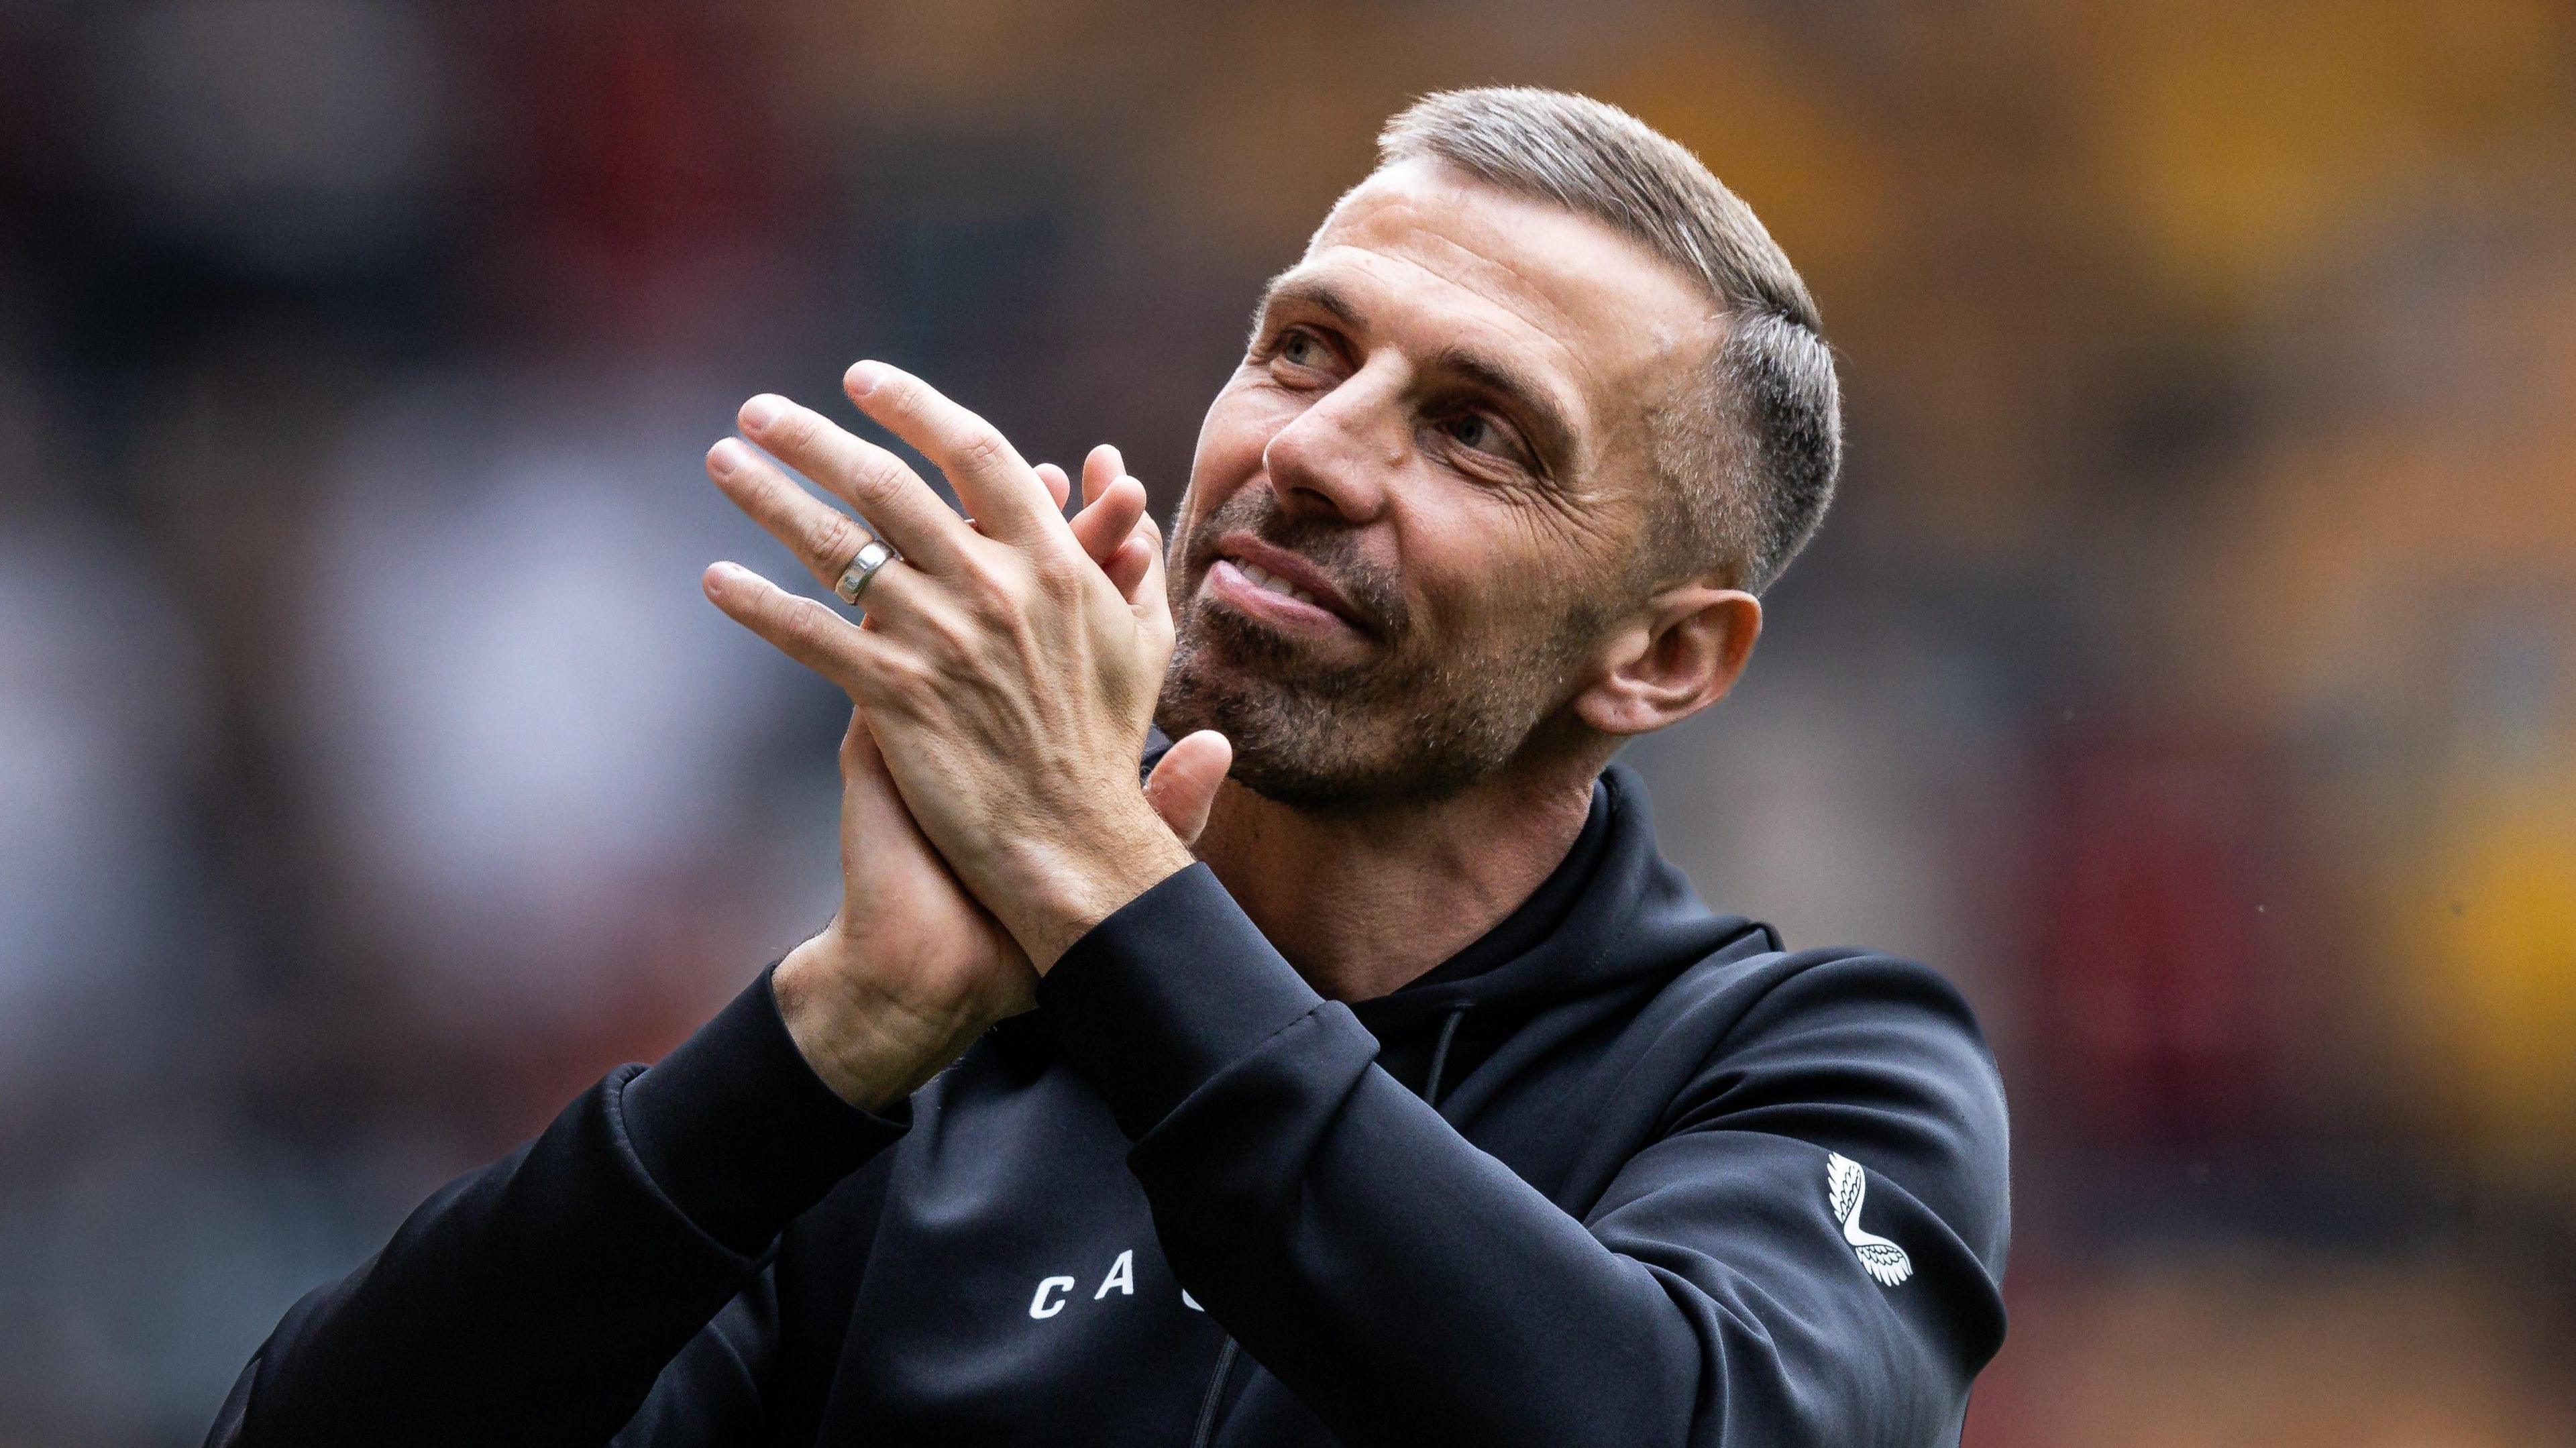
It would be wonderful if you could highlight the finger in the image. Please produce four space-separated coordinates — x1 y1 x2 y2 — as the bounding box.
1080 443 1123 508
1034 461 1072 512
1067 474 1148 572
844 361 1065 546
702 560 899 695
708 437 921 598
1104 533 1155 601
1144 730 1232 848
731 396 971 573
837 708 921 849
1123 506 1172 626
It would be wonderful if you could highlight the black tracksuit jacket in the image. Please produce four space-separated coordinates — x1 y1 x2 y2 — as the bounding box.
208 763 2010 1446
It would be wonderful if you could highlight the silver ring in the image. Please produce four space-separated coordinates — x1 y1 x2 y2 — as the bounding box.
834 536 896 604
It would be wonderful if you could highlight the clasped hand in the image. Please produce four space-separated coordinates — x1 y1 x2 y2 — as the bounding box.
698 360 1228 1108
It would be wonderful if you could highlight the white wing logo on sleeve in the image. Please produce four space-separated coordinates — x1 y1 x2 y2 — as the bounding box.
1825 1153 1914 1287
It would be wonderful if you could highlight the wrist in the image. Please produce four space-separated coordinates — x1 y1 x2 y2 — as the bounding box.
772 934 1007 1111
998 799 1197 974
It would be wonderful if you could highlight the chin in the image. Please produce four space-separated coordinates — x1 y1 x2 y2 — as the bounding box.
1163 594 1556 810
1157 662 1503 813
1161 649 1364 807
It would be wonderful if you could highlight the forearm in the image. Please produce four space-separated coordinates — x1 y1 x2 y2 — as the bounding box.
213 968 903 1446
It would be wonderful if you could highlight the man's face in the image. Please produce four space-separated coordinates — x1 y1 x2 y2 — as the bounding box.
1160 158 1721 807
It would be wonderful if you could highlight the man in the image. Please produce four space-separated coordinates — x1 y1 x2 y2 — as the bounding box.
211 87 2008 1447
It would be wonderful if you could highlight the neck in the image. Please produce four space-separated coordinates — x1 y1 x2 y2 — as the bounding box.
1192 753 1603 1003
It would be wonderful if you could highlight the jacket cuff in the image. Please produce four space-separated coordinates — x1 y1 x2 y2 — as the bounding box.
621 962 908 1256
1036 863 1330 1139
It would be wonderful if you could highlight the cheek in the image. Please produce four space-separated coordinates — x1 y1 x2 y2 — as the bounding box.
1399 496 1593 650
1183 374 1291 530
1391 500 1509 638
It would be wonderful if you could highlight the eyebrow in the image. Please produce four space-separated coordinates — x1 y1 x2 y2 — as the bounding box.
1250 271 1363 339
1423 344 1577 480
1251 271 1580 484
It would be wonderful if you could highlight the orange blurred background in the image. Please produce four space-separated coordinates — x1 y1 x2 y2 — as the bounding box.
1 2 2571 1443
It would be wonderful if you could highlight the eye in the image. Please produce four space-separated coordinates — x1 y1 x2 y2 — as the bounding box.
1275 329 1329 368
1438 410 1523 463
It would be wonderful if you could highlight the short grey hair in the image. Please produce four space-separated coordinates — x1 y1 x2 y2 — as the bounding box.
1378 87 1841 594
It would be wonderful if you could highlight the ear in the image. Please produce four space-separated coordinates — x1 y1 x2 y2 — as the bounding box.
1570 582 1763 737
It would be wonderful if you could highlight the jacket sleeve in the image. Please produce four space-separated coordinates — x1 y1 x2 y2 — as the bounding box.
1034 865 2010 1448
206 965 906 1447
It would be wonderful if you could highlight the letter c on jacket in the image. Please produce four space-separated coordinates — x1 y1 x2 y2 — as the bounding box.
1029 1276 1076 1319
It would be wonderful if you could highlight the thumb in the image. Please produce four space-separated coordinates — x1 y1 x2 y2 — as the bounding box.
1144 730 1232 847
837 709 914 847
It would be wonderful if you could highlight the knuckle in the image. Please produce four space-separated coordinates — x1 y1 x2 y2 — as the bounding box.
783 596 833 647
952 426 1008 472
802 508 863 565
967 560 1022 616
877 649 933 696
1029 545 1081 593
921 608 975 663
849 452 903 506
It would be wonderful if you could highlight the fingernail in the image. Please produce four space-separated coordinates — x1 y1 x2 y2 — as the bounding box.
846 360 889 396
706 439 742 476
740 394 787 431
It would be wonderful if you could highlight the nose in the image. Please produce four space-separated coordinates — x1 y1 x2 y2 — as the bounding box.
1260 353 1409 524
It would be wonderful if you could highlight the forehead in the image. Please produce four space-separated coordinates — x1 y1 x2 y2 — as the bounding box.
1286 158 1719 445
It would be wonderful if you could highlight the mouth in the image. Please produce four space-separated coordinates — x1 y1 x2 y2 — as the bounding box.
1203 533 1368 638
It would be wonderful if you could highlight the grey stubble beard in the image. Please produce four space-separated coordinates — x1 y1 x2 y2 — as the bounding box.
1155 499 1604 812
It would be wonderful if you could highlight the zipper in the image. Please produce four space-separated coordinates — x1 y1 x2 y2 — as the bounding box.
1189 1337 1241 1447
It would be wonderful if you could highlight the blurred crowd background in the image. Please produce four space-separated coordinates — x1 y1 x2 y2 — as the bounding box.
3 1 2573 1443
